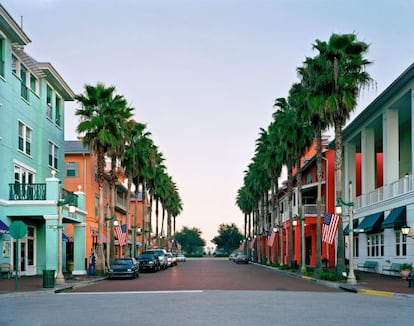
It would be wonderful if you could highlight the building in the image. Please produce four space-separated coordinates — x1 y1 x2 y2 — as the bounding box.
64 140 146 268
0 4 86 276
340 63 414 272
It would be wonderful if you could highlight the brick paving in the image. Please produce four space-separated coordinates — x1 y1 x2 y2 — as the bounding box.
0 260 413 297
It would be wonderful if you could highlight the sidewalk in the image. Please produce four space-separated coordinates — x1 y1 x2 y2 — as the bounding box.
292 270 414 299
1 270 413 298
0 274 105 296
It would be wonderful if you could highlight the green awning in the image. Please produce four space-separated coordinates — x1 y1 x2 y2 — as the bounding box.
344 219 359 235
358 212 384 233
381 206 406 229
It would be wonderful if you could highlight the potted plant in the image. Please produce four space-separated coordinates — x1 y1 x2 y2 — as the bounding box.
399 263 412 279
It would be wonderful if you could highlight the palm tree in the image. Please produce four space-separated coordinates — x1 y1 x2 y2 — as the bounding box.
312 33 373 274
75 83 128 272
287 83 315 271
298 55 332 272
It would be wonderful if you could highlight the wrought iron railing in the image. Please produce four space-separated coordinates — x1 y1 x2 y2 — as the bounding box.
9 183 46 200
61 188 78 207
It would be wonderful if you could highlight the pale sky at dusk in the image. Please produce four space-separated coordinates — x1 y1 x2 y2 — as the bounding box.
4 0 414 247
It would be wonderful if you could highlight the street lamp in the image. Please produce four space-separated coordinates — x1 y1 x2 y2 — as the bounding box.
335 181 356 285
56 190 76 285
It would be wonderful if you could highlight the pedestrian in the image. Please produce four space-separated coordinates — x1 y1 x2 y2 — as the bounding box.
89 250 96 276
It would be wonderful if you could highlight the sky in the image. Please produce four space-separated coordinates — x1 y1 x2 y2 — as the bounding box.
3 0 414 248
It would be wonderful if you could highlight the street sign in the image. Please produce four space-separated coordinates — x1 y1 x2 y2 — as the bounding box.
9 221 27 239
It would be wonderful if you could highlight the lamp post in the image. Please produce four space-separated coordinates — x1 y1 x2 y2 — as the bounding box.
56 191 76 285
335 181 356 285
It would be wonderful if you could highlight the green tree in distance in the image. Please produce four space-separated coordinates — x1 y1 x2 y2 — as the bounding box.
174 226 205 256
212 223 243 255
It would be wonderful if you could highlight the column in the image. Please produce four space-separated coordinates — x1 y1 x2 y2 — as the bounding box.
383 109 399 187
361 127 376 201
73 222 87 275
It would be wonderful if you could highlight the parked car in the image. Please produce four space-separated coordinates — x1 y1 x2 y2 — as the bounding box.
234 253 249 264
167 252 177 267
176 253 186 262
138 251 161 272
229 252 238 261
108 257 139 279
147 248 168 270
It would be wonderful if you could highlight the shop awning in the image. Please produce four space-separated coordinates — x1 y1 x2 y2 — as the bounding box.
358 212 384 233
381 206 406 229
344 219 359 235
0 220 9 234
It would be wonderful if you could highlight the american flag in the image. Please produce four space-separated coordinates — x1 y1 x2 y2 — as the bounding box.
322 213 340 244
249 237 255 249
239 240 245 251
114 224 127 246
267 231 276 247
176 242 182 251
168 240 173 249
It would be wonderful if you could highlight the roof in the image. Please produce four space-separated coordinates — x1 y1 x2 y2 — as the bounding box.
0 4 31 45
343 62 414 139
65 140 90 154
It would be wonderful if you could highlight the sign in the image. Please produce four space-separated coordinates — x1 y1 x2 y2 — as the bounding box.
9 221 27 239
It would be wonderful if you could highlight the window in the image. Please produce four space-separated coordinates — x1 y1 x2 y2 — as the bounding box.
366 233 384 257
0 39 4 77
46 86 53 120
20 64 29 101
66 162 79 177
14 165 35 184
55 96 62 126
94 196 99 217
306 173 312 184
30 74 38 94
12 54 18 75
48 142 58 169
18 122 32 155
395 231 407 256
353 235 359 257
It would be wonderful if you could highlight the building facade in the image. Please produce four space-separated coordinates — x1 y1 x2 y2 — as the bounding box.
0 4 86 276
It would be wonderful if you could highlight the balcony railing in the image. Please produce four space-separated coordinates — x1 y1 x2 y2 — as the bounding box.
9 183 46 200
354 174 412 209
61 188 78 207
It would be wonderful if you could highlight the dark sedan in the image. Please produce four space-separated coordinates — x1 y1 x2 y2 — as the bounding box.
234 253 249 264
108 257 140 279
138 251 161 272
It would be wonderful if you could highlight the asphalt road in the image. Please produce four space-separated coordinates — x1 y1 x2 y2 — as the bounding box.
1 258 414 325
71 257 340 292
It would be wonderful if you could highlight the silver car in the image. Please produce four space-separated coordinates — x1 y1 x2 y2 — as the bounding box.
147 249 168 270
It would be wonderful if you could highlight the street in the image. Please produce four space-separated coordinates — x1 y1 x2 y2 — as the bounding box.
1 258 413 325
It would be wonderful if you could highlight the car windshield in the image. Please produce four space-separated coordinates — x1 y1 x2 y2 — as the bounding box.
113 259 132 265
139 253 154 259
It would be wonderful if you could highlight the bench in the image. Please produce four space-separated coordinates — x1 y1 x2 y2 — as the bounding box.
357 260 378 272
382 263 401 275
0 263 12 279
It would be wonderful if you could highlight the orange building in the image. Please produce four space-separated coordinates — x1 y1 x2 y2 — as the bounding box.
63 141 147 269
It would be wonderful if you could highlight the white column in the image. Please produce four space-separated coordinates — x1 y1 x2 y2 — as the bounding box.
361 128 376 202
344 142 356 202
383 109 399 186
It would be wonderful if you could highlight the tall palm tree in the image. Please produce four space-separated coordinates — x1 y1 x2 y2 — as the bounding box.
298 55 332 272
313 33 373 274
75 83 128 271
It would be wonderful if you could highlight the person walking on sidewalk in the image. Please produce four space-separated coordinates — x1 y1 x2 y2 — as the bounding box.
88 250 97 276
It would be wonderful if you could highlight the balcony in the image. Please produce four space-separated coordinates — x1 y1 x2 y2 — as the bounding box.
354 174 413 209
9 183 46 200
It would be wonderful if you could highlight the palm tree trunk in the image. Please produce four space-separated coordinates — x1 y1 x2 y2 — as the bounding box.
315 130 323 272
288 166 294 268
335 122 346 274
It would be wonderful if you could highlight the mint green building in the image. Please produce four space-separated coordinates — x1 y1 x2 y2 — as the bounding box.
0 4 87 277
